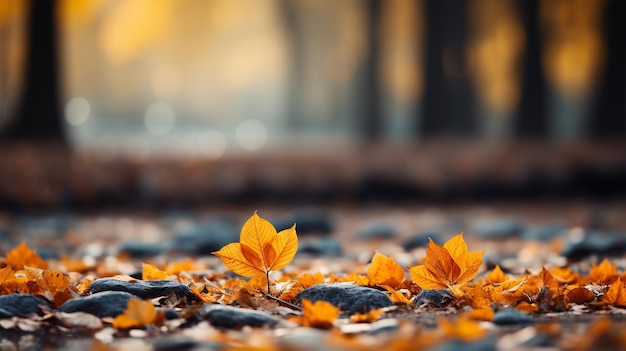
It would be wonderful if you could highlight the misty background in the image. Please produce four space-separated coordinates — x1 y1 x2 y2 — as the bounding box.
0 0 624 209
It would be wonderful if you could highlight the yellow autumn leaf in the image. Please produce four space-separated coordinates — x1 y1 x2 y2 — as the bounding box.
409 233 483 290
439 314 486 341
367 252 405 288
295 299 340 329
212 211 298 293
379 284 412 304
485 264 509 284
113 298 163 329
5 242 48 270
351 308 384 323
468 306 494 321
142 263 169 280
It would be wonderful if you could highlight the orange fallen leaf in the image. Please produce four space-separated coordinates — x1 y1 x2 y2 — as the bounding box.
541 267 559 291
5 242 48 270
409 233 483 290
379 284 412 304
350 308 383 323
296 272 325 288
212 211 298 293
294 299 340 329
439 314 486 341
485 264 508 284
468 306 494 321
589 258 619 285
142 263 169 280
112 298 163 329
603 277 626 307
550 266 579 284
367 252 405 288
0 266 20 294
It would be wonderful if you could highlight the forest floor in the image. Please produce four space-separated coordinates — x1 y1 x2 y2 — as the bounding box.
1 201 626 350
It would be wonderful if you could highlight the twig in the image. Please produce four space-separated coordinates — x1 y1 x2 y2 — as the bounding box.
262 292 303 311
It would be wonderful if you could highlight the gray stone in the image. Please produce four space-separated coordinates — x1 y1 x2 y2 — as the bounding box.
88 278 199 302
561 231 626 259
58 291 134 318
271 209 334 236
118 241 165 258
168 219 238 255
0 294 52 317
402 231 441 251
298 237 343 256
357 222 397 240
414 289 454 308
295 284 393 314
492 307 533 325
470 218 524 239
521 224 566 241
197 304 278 329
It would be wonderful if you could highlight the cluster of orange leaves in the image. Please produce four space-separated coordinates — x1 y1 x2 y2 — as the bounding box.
3 212 626 339
0 243 77 307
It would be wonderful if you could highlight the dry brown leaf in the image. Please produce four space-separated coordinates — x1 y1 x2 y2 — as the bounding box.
567 287 596 304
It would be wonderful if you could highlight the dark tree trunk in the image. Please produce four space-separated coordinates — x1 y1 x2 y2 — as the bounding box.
514 0 547 138
420 0 475 137
589 0 626 138
280 0 305 132
361 0 382 140
1 0 66 143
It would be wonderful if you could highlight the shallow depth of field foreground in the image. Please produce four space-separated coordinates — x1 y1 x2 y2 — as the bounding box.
2 0 626 349
2 201 626 350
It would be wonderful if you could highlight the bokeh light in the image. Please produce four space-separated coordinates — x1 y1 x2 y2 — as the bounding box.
235 119 268 151
144 102 176 136
197 129 227 160
64 97 91 126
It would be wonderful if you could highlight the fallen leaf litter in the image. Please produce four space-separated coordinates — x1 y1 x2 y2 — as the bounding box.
1 210 626 350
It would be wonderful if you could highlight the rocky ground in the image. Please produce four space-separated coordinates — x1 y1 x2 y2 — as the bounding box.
1 202 626 350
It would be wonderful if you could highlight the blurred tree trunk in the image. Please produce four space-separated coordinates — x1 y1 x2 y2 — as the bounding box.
1 0 66 144
420 0 475 137
513 0 547 138
361 0 382 140
589 0 626 138
280 0 305 132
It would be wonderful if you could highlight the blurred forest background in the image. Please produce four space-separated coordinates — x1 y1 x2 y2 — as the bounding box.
0 0 625 209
